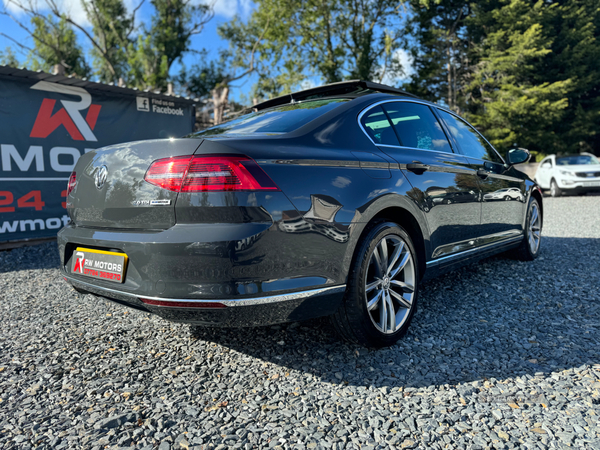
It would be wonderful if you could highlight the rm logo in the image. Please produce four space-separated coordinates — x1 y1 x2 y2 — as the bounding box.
29 81 102 142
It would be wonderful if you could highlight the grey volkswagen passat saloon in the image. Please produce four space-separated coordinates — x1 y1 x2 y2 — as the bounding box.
58 80 543 347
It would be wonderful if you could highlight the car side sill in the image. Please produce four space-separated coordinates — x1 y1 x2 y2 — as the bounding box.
426 235 523 268
64 274 347 307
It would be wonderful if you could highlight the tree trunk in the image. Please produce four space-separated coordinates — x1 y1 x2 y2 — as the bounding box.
212 85 230 126
447 44 454 111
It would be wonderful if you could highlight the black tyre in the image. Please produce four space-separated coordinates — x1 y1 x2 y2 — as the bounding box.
513 197 542 261
331 221 419 347
550 179 562 197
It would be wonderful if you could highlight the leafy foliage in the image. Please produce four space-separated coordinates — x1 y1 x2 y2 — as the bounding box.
1 0 599 151
27 14 90 78
0 46 19 67
219 0 407 98
405 0 600 155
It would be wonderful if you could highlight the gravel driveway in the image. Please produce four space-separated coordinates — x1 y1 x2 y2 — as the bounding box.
1 196 599 450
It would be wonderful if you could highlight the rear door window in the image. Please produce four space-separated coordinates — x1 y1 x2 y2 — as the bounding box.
438 110 503 163
360 106 399 146
382 102 453 153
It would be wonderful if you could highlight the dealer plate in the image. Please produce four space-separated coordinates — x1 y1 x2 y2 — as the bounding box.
71 247 128 283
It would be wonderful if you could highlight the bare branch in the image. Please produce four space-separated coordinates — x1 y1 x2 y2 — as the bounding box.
0 5 67 59
225 16 271 84
127 0 146 36
0 31 32 54
189 7 216 36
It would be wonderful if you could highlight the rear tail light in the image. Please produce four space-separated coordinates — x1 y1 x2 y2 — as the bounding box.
144 155 279 192
67 172 77 196
145 156 192 191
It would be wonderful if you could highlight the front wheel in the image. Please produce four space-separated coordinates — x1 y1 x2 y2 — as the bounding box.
513 197 542 261
550 179 562 197
331 222 419 347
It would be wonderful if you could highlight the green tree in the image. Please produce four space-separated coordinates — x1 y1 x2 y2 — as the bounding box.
465 1 575 154
128 0 213 91
27 14 90 78
220 0 407 98
0 47 19 67
541 0 600 154
402 0 471 112
83 0 133 83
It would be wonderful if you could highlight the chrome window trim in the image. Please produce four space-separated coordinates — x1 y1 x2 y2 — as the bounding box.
64 274 346 307
357 99 458 155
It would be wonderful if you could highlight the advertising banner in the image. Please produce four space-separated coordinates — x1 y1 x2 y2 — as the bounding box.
0 76 194 242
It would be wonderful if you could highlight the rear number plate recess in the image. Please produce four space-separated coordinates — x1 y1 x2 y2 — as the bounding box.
71 247 128 283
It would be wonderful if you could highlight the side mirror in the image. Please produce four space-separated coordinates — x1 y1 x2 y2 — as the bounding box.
507 148 531 165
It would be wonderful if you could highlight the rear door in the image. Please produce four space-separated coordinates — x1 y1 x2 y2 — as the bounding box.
360 101 482 260
436 109 526 242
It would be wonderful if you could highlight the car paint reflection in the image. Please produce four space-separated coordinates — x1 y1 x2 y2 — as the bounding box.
279 195 349 243
483 187 525 202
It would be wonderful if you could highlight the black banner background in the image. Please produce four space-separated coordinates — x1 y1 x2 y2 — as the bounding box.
0 76 194 242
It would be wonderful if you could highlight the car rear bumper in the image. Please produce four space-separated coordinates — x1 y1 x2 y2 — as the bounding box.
58 222 348 326
64 274 345 326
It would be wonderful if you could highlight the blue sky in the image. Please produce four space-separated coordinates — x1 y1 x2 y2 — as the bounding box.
0 0 256 100
0 0 414 103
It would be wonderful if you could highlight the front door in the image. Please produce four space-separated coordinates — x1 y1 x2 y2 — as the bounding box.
437 109 526 243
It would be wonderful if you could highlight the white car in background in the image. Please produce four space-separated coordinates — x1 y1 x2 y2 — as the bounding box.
534 152 600 197
483 187 524 201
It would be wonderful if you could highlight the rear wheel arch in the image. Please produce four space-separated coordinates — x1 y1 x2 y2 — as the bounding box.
345 206 427 284
531 189 543 222
371 207 427 281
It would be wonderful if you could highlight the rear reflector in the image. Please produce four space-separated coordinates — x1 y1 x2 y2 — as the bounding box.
139 298 227 308
144 155 279 192
67 172 77 196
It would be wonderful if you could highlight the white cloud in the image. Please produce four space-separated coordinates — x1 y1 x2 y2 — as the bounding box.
199 0 254 19
300 79 316 90
396 48 415 77
3 0 247 29
381 48 415 85
3 0 92 26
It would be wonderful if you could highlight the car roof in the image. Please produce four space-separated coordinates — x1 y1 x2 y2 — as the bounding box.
253 80 420 111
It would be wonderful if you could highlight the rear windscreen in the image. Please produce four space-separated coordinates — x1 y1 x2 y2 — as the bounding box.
188 99 348 137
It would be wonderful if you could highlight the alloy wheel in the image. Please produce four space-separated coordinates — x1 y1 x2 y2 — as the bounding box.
364 235 415 334
528 202 541 254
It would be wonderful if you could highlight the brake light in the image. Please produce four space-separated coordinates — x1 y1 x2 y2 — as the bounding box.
144 156 192 191
144 155 279 192
67 172 77 196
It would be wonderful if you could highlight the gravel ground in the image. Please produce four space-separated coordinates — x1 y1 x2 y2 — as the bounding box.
1 196 600 450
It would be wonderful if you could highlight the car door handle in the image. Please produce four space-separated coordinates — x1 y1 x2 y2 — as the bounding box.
477 169 489 179
406 162 430 174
